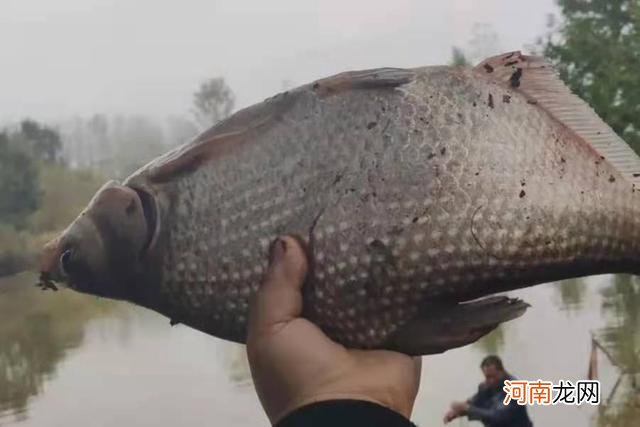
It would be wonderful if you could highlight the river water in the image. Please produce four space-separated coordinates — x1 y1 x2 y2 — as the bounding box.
0 273 638 426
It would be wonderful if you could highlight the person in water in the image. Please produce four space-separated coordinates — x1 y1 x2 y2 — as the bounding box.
443 355 533 426
246 235 421 426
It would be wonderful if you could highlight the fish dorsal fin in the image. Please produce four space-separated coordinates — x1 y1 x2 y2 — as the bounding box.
142 67 414 183
145 90 300 183
311 67 414 97
474 51 640 185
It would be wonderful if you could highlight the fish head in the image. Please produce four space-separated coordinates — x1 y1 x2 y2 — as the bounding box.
39 180 160 300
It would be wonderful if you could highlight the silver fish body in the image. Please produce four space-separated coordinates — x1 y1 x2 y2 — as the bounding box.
41 52 640 354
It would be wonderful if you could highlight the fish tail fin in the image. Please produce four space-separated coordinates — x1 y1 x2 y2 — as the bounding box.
386 296 529 355
474 51 640 185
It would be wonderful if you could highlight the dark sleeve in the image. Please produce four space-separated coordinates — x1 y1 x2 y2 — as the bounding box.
467 399 519 424
468 384 485 406
275 400 417 427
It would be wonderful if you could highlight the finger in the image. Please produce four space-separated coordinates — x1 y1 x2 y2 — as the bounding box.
248 236 308 336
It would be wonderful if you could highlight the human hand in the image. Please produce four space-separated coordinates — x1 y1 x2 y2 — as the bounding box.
246 236 422 424
443 408 458 424
451 401 469 413
443 401 469 423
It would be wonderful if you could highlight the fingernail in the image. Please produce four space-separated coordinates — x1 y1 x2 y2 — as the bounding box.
268 238 286 266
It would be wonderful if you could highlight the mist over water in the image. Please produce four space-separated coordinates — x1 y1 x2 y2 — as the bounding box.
1 273 637 426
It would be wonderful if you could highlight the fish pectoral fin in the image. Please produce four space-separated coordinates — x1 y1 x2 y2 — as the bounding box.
386 296 530 356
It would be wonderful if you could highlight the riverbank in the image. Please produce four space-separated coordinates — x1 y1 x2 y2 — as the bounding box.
0 164 103 278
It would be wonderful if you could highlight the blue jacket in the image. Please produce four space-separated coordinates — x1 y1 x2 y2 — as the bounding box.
467 374 533 427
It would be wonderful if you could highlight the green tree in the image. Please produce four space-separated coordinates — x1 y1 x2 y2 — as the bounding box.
192 77 235 130
545 0 640 151
555 278 587 312
450 47 470 66
0 133 40 228
16 119 63 163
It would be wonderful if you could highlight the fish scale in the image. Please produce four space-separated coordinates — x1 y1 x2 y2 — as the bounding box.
40 52 640 355
154 63 635 346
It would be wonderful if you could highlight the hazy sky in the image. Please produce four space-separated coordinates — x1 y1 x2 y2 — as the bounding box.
0 0 558 123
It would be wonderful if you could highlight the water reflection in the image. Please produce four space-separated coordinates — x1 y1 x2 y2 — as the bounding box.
597 374 640 427
0 272 639 426
473 324 505 354
600 275 640 373
0 273 120 423
595 275 640 424
556 278 588 313
224 343 252 385
473 277 588 362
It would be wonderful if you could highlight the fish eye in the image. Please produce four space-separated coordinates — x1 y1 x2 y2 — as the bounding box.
60 249 74 276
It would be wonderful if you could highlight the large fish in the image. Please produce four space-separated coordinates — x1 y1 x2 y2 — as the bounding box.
39 52 640 355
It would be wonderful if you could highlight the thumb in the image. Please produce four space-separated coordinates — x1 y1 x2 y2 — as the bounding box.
248 235 308 336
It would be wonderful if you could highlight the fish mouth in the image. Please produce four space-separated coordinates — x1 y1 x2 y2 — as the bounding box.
130 186 160 257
